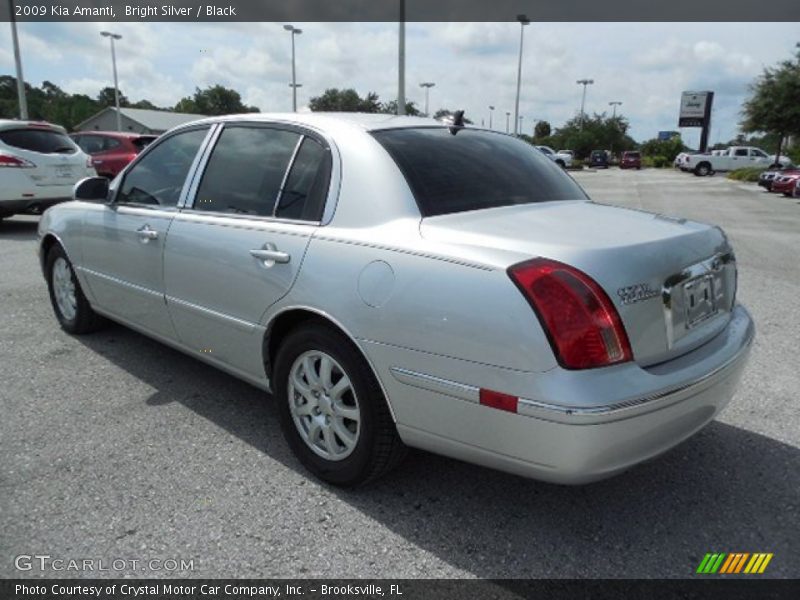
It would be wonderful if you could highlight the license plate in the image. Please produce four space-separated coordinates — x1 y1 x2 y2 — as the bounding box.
683 274 717 328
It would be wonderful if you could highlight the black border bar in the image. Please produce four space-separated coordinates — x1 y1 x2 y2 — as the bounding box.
2 0 799 22
3 579 800 600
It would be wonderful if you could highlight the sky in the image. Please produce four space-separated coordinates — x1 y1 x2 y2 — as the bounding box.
1 21 797 145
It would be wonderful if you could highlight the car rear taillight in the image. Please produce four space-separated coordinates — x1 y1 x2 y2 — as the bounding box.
0 153 35 168
508 258 633 369
86 157 94 168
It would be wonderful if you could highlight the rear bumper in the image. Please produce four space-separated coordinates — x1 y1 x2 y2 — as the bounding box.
379 305 754 484
0 197 71 216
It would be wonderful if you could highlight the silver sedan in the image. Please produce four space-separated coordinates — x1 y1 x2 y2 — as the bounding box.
37 113 754 486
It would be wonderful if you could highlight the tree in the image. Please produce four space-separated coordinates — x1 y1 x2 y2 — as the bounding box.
540 113 637 159
640 136 685 162
97 86 129 108
174 84 259 115
308 88 381 112
534 120 551 140
379 99 420 116
130 99 159 110
741 45 800 162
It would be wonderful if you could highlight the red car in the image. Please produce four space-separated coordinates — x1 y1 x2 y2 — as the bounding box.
70 131 157 179
620 150 642 169
769 169 800 196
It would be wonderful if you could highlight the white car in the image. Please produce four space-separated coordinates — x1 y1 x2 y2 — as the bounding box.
0 120 95 221
536 146 573 168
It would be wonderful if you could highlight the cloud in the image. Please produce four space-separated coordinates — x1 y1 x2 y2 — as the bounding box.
0 21 796 144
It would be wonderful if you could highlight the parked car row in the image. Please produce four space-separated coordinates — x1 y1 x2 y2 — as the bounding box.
758 168 800 196
1 120 158 221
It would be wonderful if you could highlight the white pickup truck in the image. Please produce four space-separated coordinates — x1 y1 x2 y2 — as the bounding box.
536 146 573 168
682 146 791 176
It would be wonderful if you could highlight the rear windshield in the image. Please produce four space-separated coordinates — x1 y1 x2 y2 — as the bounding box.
373 128 587 217
624 151 640 158
133 136 157 151
0 128 77 154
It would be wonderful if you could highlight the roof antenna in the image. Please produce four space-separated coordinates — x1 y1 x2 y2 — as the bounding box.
449 110 465 135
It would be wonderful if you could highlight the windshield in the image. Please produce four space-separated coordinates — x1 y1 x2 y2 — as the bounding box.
373 128 587 217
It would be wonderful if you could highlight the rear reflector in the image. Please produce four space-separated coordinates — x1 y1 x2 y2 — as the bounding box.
508 258 633 369
479 389 518 413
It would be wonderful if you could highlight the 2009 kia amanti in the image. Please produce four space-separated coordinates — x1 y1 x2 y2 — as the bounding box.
38 113 754 486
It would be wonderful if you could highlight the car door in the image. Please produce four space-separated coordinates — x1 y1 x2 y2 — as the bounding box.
164 123 333 379
79 125 213 340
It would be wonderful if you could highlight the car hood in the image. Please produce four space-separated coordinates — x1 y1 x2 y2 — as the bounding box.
421 200 736 366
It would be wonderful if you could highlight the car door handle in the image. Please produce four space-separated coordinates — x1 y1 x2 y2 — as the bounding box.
250 245 290 265
136 225 158 241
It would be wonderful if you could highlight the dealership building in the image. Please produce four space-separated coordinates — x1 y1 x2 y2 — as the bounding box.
75 107 206 134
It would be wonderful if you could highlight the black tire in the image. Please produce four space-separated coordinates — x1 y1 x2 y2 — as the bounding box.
694 163 711 177
273 322 406 486
45 244 106 334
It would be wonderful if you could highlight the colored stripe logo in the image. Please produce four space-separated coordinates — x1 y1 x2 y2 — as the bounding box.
696 553 773 574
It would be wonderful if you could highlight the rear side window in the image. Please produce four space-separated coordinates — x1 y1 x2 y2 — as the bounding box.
373 128 586 217
194 126 300 216
275 137 331 221
0 128 77 154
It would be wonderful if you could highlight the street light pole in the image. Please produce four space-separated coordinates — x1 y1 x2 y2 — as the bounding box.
397 0 406 115
609 100 622 119
100 31 123 131
419 82 435 116
505 111 510 133
519 115 524 135
576 78 594 128
283 25 303 112
488 105 495 129
9 0 28 119
513 14 530 136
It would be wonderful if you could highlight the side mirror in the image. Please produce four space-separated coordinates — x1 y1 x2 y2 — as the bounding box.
74 177 110 202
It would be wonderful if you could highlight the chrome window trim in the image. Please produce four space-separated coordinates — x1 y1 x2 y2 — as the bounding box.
178 122 222 209
176 208 321 228
179 119 341 226
273 135 305 217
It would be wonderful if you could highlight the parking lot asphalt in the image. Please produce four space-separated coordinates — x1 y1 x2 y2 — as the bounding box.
1 168 798 579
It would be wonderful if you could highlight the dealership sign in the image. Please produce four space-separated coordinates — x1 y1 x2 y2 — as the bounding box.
678 91 714 127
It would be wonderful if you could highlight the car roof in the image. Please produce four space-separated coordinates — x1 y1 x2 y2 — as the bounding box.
72 131 157 139
0 119 67 133
174 112 447 133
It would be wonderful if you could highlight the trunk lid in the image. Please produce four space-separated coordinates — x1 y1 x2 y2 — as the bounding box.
420 200 737 366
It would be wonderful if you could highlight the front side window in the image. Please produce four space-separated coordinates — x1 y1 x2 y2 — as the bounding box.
194 126 300 216
117 127 209 207
373 128 587 217
750 149 766 158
